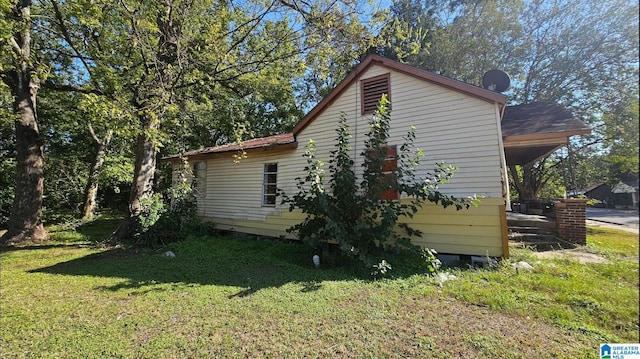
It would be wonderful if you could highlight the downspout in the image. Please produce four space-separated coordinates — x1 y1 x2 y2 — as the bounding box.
494 103 510 211
495 102 510 259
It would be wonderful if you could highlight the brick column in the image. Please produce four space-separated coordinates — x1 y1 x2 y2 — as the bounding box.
554 199 587 245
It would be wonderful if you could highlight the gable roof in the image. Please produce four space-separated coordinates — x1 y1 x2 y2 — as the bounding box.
165 55 507 161
292 54 507 135
582 182 609 194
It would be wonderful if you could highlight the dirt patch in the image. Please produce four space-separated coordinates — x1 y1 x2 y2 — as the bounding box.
531 248 610 264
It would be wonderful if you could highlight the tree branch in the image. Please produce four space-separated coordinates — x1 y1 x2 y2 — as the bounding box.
9 37 23 56
49 0 96 82
41 80 105 95
87 122 100 144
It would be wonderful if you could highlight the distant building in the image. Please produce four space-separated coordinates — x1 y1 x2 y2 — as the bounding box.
583 180 639 209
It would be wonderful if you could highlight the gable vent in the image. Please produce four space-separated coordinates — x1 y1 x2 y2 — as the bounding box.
361 74 391 115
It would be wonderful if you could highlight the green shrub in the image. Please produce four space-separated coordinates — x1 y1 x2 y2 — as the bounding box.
135 184 213 247
280 96 476 275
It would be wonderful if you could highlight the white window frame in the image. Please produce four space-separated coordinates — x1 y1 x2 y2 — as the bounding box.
262 163 278 206
191 161 207 197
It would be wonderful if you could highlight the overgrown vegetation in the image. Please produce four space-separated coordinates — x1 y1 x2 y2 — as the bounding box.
1 220 637 357
132 184 215 247
280 97 477 275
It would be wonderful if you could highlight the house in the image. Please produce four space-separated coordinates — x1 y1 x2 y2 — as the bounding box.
583 180 639 209
583 183 614 207
165 55 589 258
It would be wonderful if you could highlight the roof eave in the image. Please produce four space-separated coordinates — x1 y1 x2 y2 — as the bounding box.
161 139 298 161
503 129 591 143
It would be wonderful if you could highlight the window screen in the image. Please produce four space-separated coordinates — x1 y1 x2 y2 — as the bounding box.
262 163 278 206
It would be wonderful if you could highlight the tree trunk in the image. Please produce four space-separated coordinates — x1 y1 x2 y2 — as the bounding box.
81 125 113 220
1 1 49 245
1 76 49 244
109 0 181 242
110 114 158 241
510 163 542 201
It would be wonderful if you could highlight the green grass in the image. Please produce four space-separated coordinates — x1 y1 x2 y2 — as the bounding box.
443 229 639 344
1 219 638 358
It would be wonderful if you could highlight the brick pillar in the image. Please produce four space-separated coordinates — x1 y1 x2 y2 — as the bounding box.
554 199 587 245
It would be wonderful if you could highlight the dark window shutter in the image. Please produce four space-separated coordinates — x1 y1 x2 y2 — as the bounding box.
381 146 399 201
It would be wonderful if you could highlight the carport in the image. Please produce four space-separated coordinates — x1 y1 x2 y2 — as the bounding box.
502 102 591 166
501 102 591 214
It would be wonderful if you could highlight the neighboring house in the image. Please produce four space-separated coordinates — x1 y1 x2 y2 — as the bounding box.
583 183 613 207
612 182 639 208
583 181 639 209
165 55 589 258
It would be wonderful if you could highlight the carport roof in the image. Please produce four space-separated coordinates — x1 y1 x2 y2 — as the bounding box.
502 102 591 165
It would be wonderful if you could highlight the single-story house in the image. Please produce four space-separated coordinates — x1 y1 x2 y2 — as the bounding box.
165 55 590 258
583 181 639 208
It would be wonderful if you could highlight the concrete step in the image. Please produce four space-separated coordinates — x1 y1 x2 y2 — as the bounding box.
509 226 556 235
507 211 556 229
508 232 557 242
507 219 556 229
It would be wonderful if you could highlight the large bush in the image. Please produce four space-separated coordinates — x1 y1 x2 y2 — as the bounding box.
134 183 214 247
281 97 477 275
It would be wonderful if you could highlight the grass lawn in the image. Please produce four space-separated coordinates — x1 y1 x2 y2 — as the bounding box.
1 219 638 358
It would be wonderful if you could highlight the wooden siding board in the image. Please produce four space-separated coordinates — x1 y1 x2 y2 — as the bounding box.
201 201 504 257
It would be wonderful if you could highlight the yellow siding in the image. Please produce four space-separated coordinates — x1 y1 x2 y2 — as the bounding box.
201 198 505 257
292 65 504 199
186 63 507 257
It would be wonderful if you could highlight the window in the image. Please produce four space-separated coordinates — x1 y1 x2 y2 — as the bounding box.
381 146 399 201
262 163 278 206
361 74 391 115
191 161 206 196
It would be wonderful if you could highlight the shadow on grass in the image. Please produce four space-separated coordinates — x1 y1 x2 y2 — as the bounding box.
0 243 90 253
28 234 393 297
1 218 120 253
75 218 120 241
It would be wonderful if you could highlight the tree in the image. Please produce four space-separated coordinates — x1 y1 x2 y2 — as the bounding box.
366 0 432 62
0 0 49 243
284 0 379 105
598 90 639 183
389 0 526 82
105 0 306 240
80 123 112 219
101 0 378 241
0 0 377 244
21 0 302 239
511 0 638 198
